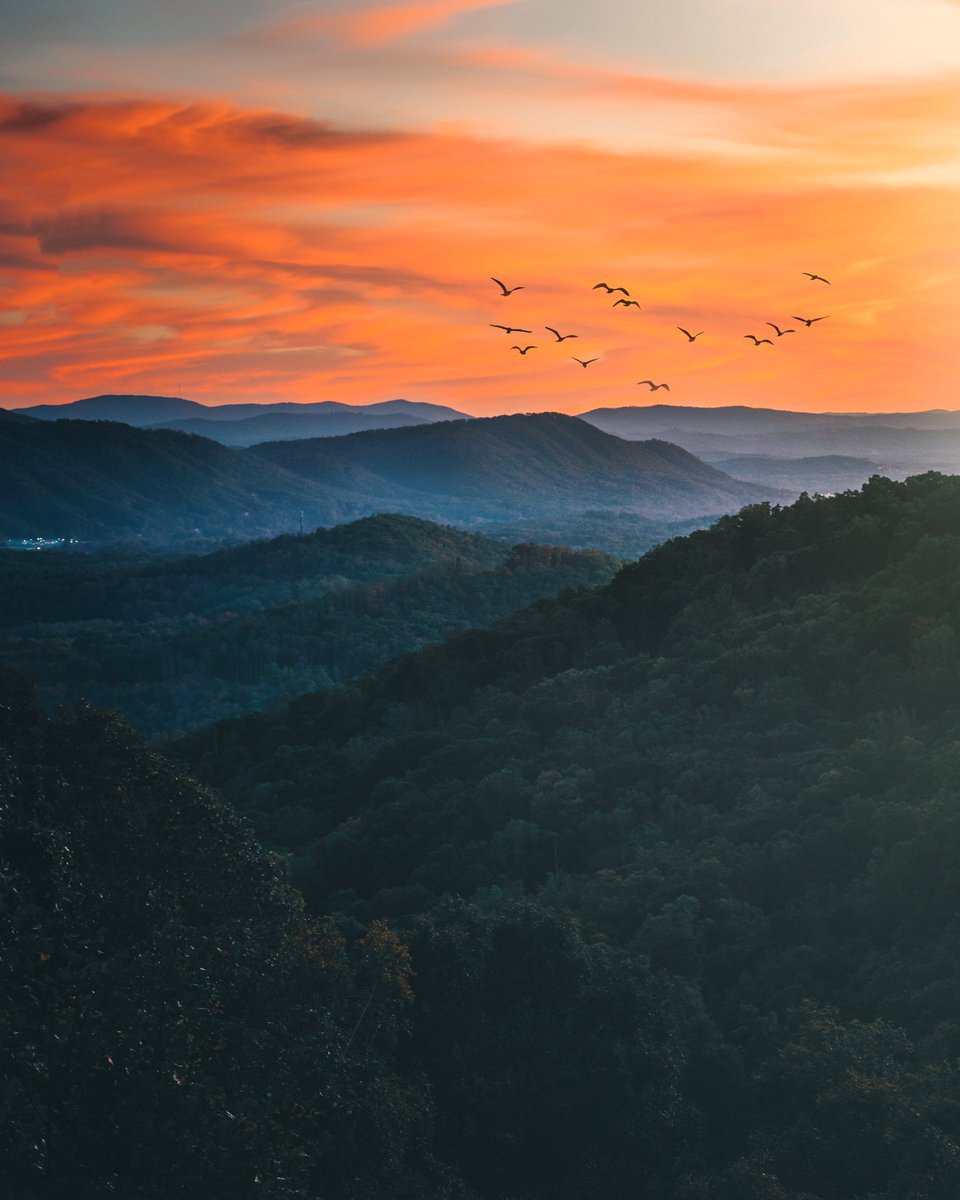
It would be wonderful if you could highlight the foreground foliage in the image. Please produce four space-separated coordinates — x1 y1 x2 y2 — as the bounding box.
180 472 960 1197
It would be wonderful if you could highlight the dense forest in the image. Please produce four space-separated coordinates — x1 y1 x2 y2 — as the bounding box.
10 475 960 1196
174 471 960 1198
0 514 617 736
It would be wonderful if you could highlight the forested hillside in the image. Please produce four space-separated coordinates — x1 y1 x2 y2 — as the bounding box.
0 668 454 1199
0 417 370 543
0 515 617 735
251 412 778 520
177 472 960 1199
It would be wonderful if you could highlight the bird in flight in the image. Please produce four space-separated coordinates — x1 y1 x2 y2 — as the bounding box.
803 272 831 284
744 335 774 345
593 282 630 295
792 314 829 326
766 322 795 337
490 324 532 334
637 380 670 391
613 299 642 309
511 345 536 355
491 276 525 295
572 356 598 368
677 327 704 342
545 326 578 342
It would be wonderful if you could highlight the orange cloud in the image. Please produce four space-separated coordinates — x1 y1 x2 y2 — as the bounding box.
244 0 520 48
0 86 957 415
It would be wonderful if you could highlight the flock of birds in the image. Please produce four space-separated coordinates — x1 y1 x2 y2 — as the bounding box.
488 273 831 392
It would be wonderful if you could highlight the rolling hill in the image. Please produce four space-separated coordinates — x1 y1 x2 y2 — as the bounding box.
151 408 431 446
0 410 785 547
0 513 618 735
0 418 385 543
251 412 780 521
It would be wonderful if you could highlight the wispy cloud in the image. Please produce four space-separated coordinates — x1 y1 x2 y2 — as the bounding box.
0 86 957 413
242 0 522 48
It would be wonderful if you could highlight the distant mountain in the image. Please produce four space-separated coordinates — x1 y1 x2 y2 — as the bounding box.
0 418 386 544
152 410 430 446
0 410 785 548
706 453 894 496
252 412 780 522
579 403 960 473
12 393 467 428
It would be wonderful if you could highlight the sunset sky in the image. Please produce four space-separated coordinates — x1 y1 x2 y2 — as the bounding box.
2 0 960 415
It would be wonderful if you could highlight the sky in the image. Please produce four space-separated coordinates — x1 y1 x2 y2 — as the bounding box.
1 0 959 415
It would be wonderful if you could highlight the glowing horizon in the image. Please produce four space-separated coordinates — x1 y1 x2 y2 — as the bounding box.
2 1 959 416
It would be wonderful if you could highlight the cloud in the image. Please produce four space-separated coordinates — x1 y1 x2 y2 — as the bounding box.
244 0 521 48
1 87 958 414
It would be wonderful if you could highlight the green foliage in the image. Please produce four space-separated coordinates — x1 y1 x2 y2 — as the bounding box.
0 668 447 1200
178 472 960 1196
0 515 618 735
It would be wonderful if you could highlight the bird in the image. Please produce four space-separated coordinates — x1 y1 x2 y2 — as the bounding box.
744 335 773 345
792 314 829 326
511 345 536 355
593 282 630 295
637 380 670 391
545 326 578 342
572 356 598 368
802 272 831 284
491 276 524 295
766 322 795 337
613 299 642 308
677 327 704 342
490 324 532 334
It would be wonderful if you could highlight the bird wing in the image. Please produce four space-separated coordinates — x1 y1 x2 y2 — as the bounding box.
490 324 509 331
612 287 630 295
592 282 609 290
678 327 691 337
490 277 508 292
545 326 561 339
637 380 655 387
660 383 670 390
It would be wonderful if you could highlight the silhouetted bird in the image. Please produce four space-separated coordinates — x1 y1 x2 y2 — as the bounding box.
637 380 670 391
490 324 533 334
766 322 795 336
677 327 704 341
744 335 774 345
545 326 578 341
613 299 642 308
511 345 536 355
593 282 629 295
792 314 829 326
803 272 831 284
572 357 598 368
491 276 525 295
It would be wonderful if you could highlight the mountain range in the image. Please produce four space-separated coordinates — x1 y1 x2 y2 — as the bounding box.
581 403 960 474
11 394 467 443
0 412 779 545
250 412 776 522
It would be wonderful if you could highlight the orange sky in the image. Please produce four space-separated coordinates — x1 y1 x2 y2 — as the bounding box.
2 0 960 415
